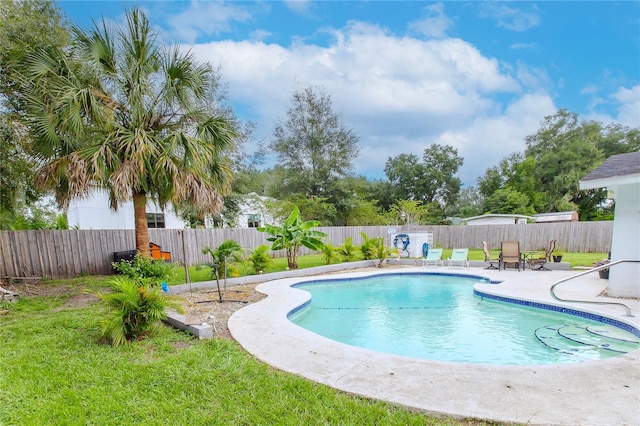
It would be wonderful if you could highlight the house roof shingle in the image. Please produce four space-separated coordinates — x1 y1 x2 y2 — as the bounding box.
580 151 640 191
581 151 640 182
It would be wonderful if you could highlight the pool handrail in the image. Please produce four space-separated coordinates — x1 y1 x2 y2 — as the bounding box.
550 259 639 317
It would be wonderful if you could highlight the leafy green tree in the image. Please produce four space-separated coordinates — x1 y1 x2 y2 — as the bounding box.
345 198 388 226
0 0 70 229
19 8 239 256
383 144 463 209
525 109 604 212
483 188 535 215
444 186 483 218
258 206 326 269
0 0 69 107
202 240 245 302
596 123 640 157
270 86 360 223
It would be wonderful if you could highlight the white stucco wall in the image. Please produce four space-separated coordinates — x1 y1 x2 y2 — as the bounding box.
608 183 640 298
68 189 186 230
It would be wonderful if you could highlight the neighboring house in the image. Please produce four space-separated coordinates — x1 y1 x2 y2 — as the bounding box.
68 188 275 230
580 151 640 298
533 211 579 223
226 192 276 229
461 214 533 225
67 188 186 230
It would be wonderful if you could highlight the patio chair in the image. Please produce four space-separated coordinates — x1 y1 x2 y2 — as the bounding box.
482 241 499 270
422 248 443 267
447 248 469 268
528 239 556 271
499 241 522 271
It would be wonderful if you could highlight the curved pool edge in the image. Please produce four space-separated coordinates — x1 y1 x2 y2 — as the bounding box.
229 267 640 425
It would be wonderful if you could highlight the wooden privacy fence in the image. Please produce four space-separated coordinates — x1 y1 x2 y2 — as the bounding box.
0 222 613 279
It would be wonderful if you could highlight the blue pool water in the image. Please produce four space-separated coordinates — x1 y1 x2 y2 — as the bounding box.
289 273 640 365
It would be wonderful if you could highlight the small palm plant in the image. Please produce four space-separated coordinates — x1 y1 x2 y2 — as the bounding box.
321 241 339 265
248 244 273 274
202 240 245 302
359 232 376 260
97 277 184 346
338 237 359 262
369 237 392 268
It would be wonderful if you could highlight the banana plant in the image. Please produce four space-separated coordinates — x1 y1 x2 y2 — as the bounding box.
258 206 326 269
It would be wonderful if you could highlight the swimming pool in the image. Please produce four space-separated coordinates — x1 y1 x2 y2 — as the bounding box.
289 272 640 365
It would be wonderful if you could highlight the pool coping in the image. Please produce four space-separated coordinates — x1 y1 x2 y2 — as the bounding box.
228 267 640 426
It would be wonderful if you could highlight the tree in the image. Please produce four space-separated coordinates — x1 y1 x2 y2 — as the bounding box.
0 0 70 229
0 0 69 106
19 8 239 256
444 186 483 218
258 206 326 269
525 109 604 212
202 240 245 302
270 86 360 222
383 144 463 209
483 188 535 215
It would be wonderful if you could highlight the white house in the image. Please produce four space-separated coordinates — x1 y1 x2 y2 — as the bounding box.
68 189 275 230
67 188 186 230
205 192 276 229
461 214 533 225
580 151 640 298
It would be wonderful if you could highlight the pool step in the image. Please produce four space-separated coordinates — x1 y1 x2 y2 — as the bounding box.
535 324 640 359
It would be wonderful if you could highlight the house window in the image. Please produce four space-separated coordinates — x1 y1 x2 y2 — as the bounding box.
247 214 261 228
146 213 166 229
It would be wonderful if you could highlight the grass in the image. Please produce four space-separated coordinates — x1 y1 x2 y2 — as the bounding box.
0 277 490 426
167 251 608 285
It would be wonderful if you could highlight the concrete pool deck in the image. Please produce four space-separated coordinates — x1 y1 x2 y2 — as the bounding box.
228 267 640 426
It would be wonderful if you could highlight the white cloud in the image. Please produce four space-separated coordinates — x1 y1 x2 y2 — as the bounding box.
408 2 453 39
479 3 542 32
583 85 640 128
166 1 252 43
187 21 558 185
510 42 537 50
284 0 312 14
611 85 640 127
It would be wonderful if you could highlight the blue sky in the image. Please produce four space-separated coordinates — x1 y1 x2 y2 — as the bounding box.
58 1 640 186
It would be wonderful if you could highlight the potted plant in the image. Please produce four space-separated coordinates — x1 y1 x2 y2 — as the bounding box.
594 259 610 279
552 249 564 263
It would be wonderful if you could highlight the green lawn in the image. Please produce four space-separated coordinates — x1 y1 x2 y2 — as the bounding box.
0 278 490 426
170 251 607 285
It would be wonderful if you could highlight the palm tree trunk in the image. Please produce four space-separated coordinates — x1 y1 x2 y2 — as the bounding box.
133 192 151 258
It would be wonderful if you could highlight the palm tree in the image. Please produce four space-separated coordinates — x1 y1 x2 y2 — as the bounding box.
202 240 245 302
19 8 238 256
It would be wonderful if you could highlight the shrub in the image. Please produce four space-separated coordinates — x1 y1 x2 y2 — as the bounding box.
369 237 392 267
96 277 184 346
112 254 173 286
338 237 359 262
321 241 339 265
248 245 273 274
359 232 376 260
